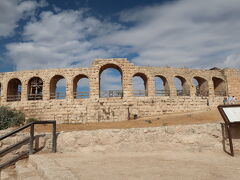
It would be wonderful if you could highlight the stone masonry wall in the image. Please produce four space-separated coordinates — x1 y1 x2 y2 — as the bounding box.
0 58 239 123
57 123 240 153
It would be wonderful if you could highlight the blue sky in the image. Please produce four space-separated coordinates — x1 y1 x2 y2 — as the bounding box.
1 0 240 91
1 0 240 73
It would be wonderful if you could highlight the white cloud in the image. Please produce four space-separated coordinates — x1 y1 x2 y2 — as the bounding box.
6 10 123 70
5 0 240 73
224 54 240 67
96 0 240 68
0 0 47 37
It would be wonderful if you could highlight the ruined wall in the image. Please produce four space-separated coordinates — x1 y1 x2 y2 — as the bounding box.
0 58 239 124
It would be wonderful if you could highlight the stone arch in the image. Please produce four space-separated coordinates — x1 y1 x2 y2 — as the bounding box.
212 77 227 96
192 76 209 96
7 78 22 101
73 74 90 99
27 77 43 100
155 75 170 96
132 73 148 96
50 75 66 99
174 76 190 96
99 64 123 98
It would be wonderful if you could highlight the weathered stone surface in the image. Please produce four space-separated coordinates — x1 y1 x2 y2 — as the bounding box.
0 58 239 123
57 123 240 153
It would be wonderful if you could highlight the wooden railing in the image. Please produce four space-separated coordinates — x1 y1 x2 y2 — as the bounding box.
155 90 170 96
132 90 148 97
50 92 66 99
74 92 89 99
28 94 43 100
0 121 57 171
7 95 21 102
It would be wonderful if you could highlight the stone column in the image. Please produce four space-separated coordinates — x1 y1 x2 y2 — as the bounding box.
123 73 133 97
89 69 99 99
208 80 215 97
66 77 74 100
43 78 50 100
147 76 155 97
21 80 28 101
188 78 195 97
1 79 7 102
168 78 177 96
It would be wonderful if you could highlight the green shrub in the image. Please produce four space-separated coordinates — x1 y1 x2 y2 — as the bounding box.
26 118 38 124
0 106 25 130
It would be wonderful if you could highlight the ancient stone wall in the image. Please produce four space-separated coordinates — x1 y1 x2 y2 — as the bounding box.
57 123 240 153
0 58 239 123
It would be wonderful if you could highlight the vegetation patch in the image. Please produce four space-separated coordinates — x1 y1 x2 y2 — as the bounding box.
0 106 25 130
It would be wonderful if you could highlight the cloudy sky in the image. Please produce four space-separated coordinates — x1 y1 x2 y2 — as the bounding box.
1 0 240 92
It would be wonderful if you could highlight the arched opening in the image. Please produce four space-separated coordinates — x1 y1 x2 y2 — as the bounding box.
155 75 170 96
73 74 89 99
192 76 209 96
212 77 227 96
7 78 22 101
132 73 148 96
50 75 66 99
99 64 123 98
174 76 190 96
28 77 43 100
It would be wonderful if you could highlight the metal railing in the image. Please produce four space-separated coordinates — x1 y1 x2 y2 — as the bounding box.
7 95 21 102
74 92 89 99
0 121 57 171
132 90 148 97
176 90 190 96
50 92 66 99
215 91 227 96
100 90 123 98
28 94 43 100
155 90 170 96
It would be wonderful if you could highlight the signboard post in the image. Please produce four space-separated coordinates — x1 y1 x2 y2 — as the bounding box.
218 104 240 156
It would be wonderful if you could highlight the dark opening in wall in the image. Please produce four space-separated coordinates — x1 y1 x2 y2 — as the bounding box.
132 73 148 96
73 74 89 99
155 75 170 96
50 75 66 99
99 64 123 98
212 77 227 96
174 76 190 96
28 77 43 100
193 76 209 97
7 78 22 101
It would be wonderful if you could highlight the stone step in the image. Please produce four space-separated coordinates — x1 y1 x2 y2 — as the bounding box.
15 159 42 180
28 154 78 180
0 166 17 180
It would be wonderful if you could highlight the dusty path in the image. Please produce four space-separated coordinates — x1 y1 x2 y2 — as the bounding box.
29 150 240 180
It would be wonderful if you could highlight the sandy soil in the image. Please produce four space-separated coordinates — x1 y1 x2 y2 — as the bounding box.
28 109 222 132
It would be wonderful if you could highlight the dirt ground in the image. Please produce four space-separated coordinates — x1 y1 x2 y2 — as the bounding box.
28 150 240 180
28 109 222 133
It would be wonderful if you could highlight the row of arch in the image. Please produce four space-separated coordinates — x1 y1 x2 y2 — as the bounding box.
0 66 227 102
0 75 90 101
